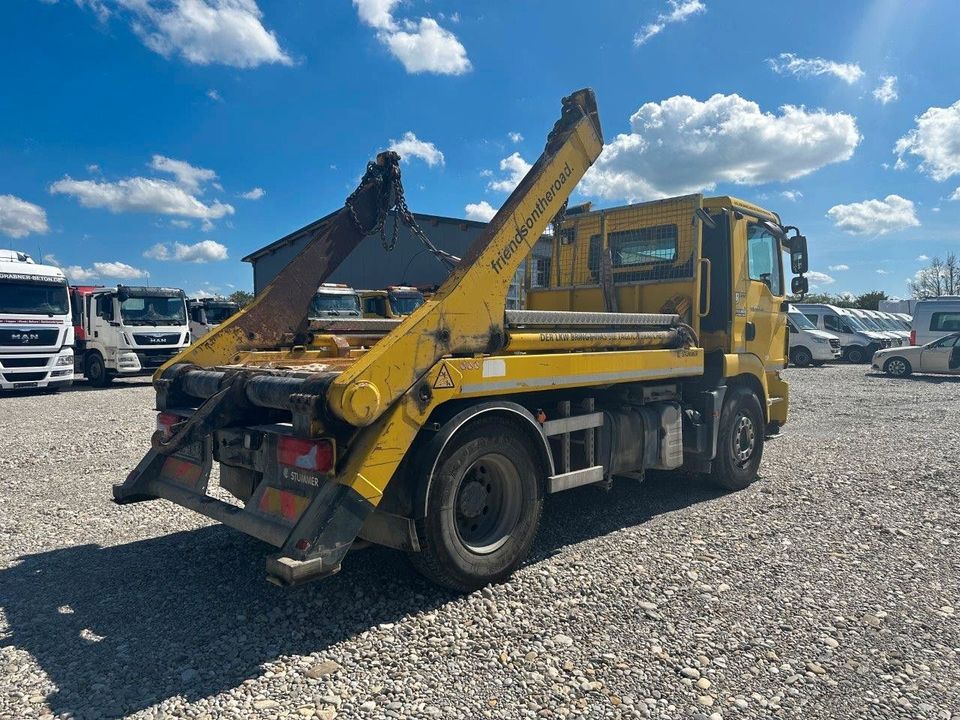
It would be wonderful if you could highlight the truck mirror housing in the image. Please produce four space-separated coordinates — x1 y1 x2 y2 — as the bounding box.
791 276 809 295
117 286 130 302
789 235 808 275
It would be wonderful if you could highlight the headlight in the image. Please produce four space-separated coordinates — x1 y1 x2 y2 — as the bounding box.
55 354 73 366
812 337 827 344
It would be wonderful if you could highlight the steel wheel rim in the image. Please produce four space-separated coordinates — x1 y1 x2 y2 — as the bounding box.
888 359 906 375
453 453 522 555
732 412 756 469
796 349 810 364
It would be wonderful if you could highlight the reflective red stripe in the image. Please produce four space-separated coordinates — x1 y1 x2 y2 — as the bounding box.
276 436 333 472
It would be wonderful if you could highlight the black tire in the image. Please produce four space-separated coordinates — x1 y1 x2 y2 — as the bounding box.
85 353 112 387
710 386 764 491
410 418 544 592
790 346 813 367
811 360 825 367
883 356 912 377
845 346 867 364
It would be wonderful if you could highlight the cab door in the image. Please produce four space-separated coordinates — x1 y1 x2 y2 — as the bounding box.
739 220 787 367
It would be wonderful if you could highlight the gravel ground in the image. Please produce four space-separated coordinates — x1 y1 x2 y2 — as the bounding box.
1 366 958 720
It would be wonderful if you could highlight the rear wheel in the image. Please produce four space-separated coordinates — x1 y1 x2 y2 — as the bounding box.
884 356 912 377
85 353 112 387
790 346 813 367
710 386 764 491
410 418 543 592
845 346 867 364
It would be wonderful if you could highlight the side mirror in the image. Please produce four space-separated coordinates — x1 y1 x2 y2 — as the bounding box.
791 276 809 295
117 286 130 302
788 234 808 274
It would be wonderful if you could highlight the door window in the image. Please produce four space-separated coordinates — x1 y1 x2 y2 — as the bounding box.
930 312 960 331
930 334 960 348
747 224 782 295
823 315 842 333
96 296 113 320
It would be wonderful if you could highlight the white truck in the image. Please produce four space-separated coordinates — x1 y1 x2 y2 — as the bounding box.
70 284 190 386
188 297 240 342
786 306 841 367
309 283 362 318
0 250 74 391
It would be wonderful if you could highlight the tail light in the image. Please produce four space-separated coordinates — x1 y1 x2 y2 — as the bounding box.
156 412 181 440
277 436 334 473
910 329 916 345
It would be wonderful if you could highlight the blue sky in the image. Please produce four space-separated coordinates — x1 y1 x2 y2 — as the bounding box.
2 0 959 299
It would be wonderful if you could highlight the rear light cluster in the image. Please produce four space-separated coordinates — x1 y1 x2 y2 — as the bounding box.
910 329 917 346
156 412 182 440
276 436 334 474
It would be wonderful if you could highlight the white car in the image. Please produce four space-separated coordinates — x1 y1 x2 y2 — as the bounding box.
872 332 960 377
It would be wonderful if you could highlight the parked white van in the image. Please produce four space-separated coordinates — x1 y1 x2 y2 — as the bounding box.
849 309 903 346
867 310 910 343
910 297 960 345
786 307 841 366
792 304 892 363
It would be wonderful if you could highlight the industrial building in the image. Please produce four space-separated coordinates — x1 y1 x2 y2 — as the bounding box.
243 209 552 306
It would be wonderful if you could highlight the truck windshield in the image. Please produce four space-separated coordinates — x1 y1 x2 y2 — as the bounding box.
389 292 424 316
788 311 817 331
310 293 361 317
121 296 187 326
845 316 869 332
0 279 69 315
858 316 883 331
204 305 237 324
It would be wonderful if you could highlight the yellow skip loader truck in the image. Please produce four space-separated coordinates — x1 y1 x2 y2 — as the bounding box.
114 89 810 590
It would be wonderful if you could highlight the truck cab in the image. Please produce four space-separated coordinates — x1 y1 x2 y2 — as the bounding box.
309 283 361 318
71 285 189 386
0 250 74 391
360 286 426 318
188 298 240 342
786 306 841 366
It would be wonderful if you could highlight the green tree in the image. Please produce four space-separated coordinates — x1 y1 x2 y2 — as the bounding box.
854 290 888 310
228 290 254 307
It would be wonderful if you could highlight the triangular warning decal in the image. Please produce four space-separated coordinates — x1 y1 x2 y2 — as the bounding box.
433 363 455 389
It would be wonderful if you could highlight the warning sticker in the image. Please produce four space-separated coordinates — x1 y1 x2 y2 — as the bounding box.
433 363 455 389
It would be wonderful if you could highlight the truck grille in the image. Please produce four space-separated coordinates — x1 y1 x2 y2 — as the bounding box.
0 328 59 346
135 350 179 369
2 371 47 382
1 356 49 368
828 338 840 349
132 333 181 345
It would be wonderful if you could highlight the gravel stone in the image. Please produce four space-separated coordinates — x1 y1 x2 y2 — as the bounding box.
1 367 959 719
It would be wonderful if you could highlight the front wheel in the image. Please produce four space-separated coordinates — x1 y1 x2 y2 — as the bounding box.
710 386 765 491
410 418 544 592
845 346 867 364
884 357 912 377
85 353 112 387
790 346 813 367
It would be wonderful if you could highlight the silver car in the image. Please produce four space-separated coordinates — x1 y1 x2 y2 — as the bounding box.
872 332 960 377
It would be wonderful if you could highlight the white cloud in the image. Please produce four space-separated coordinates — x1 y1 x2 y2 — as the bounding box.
206 88 223 102
114 0 292 68
828 264 850 271
86 163 101 174
876 269 890 275
806 271 835 287
581 94 860 201
50 176 234 223
240 187 265 200
388 132 445 167
781 190 803 202
43 253 59 266
917 254 929 261
767 53 864 84
65 261 150 281
144 239 228 262
634 0 705 46
951 187 960 201
150 154 216 192
508 132 523 144
170 219 191 228
488 152 532 193
354 0 471 75
0 195 49 239
872 75 898 105
894 100 960 181
464 201 496 222
826 195 920 235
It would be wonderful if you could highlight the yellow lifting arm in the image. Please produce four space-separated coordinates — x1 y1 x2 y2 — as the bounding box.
327 89 604 427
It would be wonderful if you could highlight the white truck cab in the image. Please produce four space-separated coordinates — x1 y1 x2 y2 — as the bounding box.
309 283 362 318
792 303 892 363
0 250 74 391
786 306 841 366
188 298 240 342
71 284 189 386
